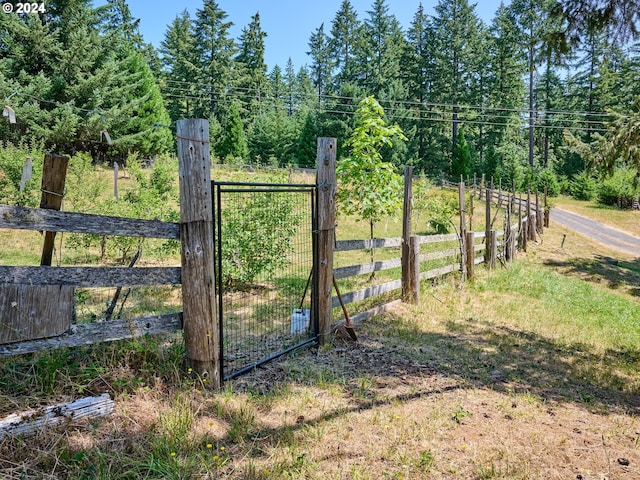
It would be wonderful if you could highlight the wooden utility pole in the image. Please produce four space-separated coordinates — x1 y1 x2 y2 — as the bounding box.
40 154 69 266
177 119 219 389
315 138 337 344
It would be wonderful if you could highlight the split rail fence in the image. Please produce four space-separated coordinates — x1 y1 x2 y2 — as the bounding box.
0 124 549 389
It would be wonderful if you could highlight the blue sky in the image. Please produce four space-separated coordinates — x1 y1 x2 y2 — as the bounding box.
114 0 507 70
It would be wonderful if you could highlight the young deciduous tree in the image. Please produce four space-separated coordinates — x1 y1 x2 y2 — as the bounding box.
337 96 406 268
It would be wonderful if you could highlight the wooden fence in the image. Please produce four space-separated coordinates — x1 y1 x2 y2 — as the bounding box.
0 127 548 389
326 171 546 328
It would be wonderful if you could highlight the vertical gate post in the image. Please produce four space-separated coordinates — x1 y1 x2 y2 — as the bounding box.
401 166 414 303
40 154 69 266
315 138 337 345
177 119 220 389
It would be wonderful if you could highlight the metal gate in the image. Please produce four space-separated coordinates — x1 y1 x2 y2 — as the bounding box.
212 181 317 380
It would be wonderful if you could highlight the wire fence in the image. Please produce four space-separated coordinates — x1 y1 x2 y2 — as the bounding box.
213 182 316 380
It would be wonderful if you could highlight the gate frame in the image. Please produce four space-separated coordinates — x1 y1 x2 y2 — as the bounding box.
212 180 319 381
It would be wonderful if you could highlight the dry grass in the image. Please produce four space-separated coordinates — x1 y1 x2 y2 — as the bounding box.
2 205 640 478
3 175 640 479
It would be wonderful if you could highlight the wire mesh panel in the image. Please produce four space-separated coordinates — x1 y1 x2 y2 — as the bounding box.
213 182 317 380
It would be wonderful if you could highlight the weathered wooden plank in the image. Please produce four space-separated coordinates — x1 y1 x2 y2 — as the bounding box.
419 264 460 280
0 285 73 344
331 279 402 308
0 266 181 287
0 313 182 357
178 118 219 388
40 154 69 266
416 233 458 244
401 166 413 303
419 248 459 262
335 237 403 251
316 138 337 344
333 258 402 280
333 299 402 328
0 205 180 239
0 393 115 439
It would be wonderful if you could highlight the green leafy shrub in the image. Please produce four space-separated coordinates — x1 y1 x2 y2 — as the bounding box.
597 167 640 207
0 142 44 206
532 168 561 197
569 171 598 200
220 190 302 288
425 195 457 234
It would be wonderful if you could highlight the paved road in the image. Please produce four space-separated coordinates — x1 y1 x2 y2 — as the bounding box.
550 208 640 257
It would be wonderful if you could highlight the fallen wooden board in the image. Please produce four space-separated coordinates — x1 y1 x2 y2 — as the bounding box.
0 393 115 439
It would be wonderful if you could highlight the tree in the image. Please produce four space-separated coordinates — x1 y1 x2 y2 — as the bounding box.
329 0 363 87
431 0 486 162
159 10 200 121
360 0 406 98
193 0 236 120
554 0 640 47
235 12 267 118
337 96 406 268
307 23 333 101
218 100 248 162
451 129 472 179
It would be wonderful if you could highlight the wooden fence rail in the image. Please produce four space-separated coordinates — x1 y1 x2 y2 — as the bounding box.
1 131 548 393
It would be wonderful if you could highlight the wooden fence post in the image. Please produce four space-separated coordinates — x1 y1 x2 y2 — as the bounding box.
409 235 420 304
177 119 220 389
485 186 491 265
315 138 337 344
536 190 543 233
459 180 467 281
114 162 119 200
465 231 475 280
490 230 498 269
528 190 536 241
401 166 414 303
40 154 70 266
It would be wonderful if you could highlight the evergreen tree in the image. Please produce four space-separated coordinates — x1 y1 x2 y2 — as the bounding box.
401 4 442 174
451 129 472 179
307 23 333 101
329 0 363 87
360 0 406 98
235 12 267 118
160 10 200 121
431 0 485 167
193 0 236 120
218 100 248 162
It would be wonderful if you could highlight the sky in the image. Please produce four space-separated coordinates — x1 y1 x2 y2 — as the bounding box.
110 0 507 70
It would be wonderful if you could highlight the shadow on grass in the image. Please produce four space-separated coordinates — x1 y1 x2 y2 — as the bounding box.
234 310 640 417
544 255 640 296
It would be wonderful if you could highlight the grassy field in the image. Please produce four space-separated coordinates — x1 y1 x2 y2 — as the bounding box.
1 177 640 478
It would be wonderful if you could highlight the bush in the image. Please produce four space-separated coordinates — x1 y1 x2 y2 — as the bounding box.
424 195 457 234
0 142 44 206
532 168 561 197
569 171 598 201
220 189 302 288
597 167 639 207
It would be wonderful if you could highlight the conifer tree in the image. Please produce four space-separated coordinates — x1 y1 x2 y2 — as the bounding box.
218 100 248 162
193 0 236 120
160 10 200 121
307 23 333 101
236 12 267 118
